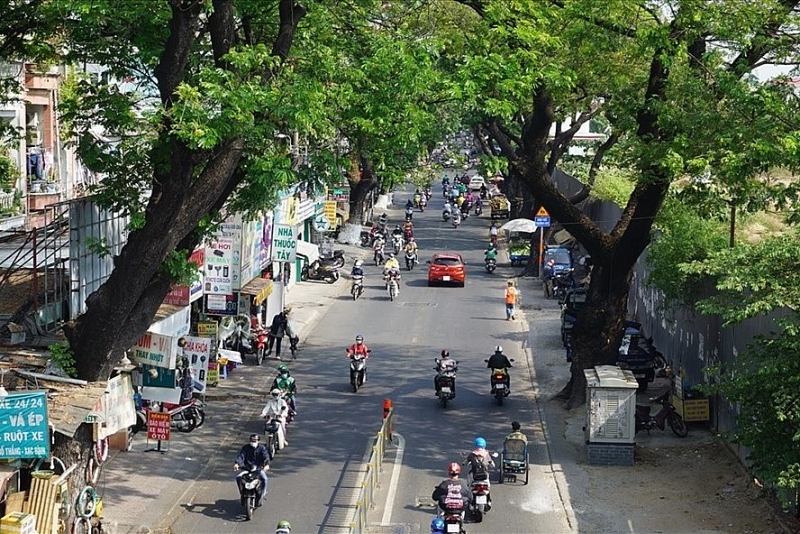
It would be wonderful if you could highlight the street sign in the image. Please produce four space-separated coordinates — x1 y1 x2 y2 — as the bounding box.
536 206 549 217
146 410 171 441
313 214 331 232
535 206 551 227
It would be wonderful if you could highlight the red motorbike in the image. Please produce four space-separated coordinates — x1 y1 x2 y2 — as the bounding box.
635 390 689 437
254 327 270 365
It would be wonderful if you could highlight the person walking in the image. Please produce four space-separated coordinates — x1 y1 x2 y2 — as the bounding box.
266 307 290 359
505 280 520 320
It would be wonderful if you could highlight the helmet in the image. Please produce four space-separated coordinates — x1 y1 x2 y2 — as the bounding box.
512 421 521 431
277 364 289 373
431 517 445 533
441 349 450 358
355 259 363 267
355 335 364 343
448 462 461 476
495 345 503 353
474 437 486 449
249 433 260 442
283 306 292 314
395 225 401 230
276 520 292 533
409 237 414 242
271 388 282 396
388 252 395 258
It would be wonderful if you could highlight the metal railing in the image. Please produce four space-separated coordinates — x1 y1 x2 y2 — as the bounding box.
0 191 14 210
349 406 393 534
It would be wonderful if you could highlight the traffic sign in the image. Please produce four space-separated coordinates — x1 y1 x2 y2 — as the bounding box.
313 214 331 232
536 206 549 217
535 206 551 227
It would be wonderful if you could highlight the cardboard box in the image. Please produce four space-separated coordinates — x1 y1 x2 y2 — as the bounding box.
1 511 36 534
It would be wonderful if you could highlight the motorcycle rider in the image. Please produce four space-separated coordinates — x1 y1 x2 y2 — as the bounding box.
431 463 471 517
403 220 414 241
275 520 292 534
489 222 499 244
271 364 297 416
464 436 495 510
405 200 414 221
434 349 457 396
373 234 386 264
261 388 290 449
485 243 498 262
452 209 462 227
442 200 452 220
404 237 418 266
487 345 512 394
384 252 400 274
233 434 270 506
347 335 371 386
351 259 365 277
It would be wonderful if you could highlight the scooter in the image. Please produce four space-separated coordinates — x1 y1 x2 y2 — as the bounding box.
485 359 514 406
635 390 689 437
300 260 339 284
419 196 427 211
474 202 483 216
452 214 462 228
351 274 364 300
319 249 346 268
442 208 452 222
441 509 466 534
405 206 414 221
405 250 418 271
254 327 270 365
263 414 284 460
348 351 370 392
434 358 458 409
387 272 400 301
485 258 496 273
424 188 432 200
373 244 385 266
134 397 206 434
392 235 404 255
237 466 265 521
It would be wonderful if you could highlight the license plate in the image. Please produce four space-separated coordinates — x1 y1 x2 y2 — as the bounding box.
441 387 451 393
475 495 487 504
447 524 460 533
634 373 645 379
443 276 450 281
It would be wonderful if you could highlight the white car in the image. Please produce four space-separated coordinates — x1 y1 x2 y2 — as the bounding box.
469 175 486 190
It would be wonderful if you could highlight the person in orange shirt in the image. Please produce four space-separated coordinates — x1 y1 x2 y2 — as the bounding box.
505 280 520 320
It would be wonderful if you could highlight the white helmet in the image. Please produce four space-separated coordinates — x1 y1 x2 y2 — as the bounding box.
494 345 503 353
355 260 363 267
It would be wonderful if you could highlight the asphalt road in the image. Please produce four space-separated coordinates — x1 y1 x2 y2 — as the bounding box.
101 174 572 534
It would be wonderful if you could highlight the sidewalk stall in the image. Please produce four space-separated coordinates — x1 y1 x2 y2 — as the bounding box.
584 365 639 466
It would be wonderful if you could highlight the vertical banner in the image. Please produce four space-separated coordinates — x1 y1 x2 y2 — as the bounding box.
92 375 137 440
0 391 50 459
183 336 210 394
204 238 234 294
146 411 171 441
271 224 298 262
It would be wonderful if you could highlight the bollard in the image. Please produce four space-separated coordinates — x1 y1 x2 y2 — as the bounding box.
383 398 392 419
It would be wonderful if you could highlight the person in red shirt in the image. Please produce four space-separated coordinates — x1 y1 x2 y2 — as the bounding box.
346 335 371 389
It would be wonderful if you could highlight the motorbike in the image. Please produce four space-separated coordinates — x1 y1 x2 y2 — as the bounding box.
319 249 345 269
418 196 427 211
485 358 514 406
405 206 414 221
452 214 461 228
440 509 465 534
460 202 471 219
635 390 689 437
475 202 483 216
221 315 256 361
551 269 575 303
134 397 206 434
301 260 339 284
373 244 385 266
485 258 496 273
392 235 404 255
387 272 400 301
434 358 458 408
237 466 265 520
351 274 364 300
263 413 284 460
405 250 418 270
442 208 451 222
425 188 432 200
254 327 270 365
348 351 370 392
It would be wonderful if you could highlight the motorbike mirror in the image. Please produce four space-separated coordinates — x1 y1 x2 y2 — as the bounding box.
491 452 499 458
510 358 516 362
484 359 489 363
425 260 431 264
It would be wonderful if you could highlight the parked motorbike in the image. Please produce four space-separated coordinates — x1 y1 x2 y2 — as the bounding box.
635 390 689 437
351 274 364 300
254 327 270 365
485 258 496 273
134 397 206 434
301 260 339 284
237 466 265 520
319 249 345 268
434 358 458 408
485 359 514 406
348 351 370 392
405 250 418 271
552 269 575 303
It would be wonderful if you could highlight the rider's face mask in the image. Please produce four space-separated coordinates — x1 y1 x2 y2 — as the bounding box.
280 373 288 379
250 441 259 448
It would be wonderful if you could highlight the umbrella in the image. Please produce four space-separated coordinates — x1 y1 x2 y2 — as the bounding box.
500 218 538 233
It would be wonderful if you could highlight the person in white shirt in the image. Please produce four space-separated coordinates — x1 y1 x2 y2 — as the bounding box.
261 388 289 449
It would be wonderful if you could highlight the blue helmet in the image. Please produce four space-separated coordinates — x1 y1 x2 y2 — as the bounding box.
474 437 486 449
431 517 445 533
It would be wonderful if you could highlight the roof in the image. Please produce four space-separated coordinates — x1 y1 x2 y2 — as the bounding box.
431 252 463 260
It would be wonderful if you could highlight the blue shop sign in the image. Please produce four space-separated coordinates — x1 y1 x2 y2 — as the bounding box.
0 391 50 459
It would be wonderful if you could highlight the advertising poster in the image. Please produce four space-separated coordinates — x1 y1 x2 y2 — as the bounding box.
204 238 234 294
260 213 273 270
131 331 178 369
182 335 210 394
92 375 137 440
0 391 50 459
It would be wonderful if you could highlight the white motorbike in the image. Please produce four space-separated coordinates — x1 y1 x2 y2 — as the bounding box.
405 250 418 270
348 351 370 392
351 275 364 300
392 235 404 255
387 273 400 301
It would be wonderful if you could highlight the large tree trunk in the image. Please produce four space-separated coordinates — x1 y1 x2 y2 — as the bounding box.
62 0 306 381
347 150 378 225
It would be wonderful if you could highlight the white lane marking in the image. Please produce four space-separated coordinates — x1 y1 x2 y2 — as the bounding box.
380 432 406 526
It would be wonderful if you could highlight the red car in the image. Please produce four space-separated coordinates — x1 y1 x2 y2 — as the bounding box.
427 252 466 287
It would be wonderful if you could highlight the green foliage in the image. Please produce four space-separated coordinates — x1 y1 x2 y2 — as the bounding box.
48 342 77 378
590 168 636 206
0 152 19 193
703 318 800 491
84 237 111 258
159 249 200 287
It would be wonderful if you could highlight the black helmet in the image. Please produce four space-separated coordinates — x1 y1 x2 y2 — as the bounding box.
511 421 521 431
249 433 260 442
441 349 450 358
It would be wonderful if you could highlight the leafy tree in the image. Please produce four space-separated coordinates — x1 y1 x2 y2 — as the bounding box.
455 0 800 407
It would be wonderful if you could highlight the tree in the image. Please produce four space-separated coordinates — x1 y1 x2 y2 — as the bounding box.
53 0 313 380
455 0 800 407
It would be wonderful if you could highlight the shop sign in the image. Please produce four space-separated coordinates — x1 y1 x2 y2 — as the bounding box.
197 321 218 336
332 188 349 201
132 331 178 369
0 391 50 459
207 360 219 387
92 375 136 440
259 213 274 270
204 293 238 316
324 201 338 227
164 249 205 306
183 336 210 394
146 411 171 441
296 198 315 222
279 196 298 226
271 224 297 262
219 221 243 290
204 238 234 294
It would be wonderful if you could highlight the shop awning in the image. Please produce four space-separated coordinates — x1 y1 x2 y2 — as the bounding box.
295 240 319 264
239 278 274 306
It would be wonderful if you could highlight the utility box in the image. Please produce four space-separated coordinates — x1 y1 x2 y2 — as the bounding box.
584 366 638 466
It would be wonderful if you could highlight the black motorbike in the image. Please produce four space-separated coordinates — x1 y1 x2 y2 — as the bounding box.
485 358 514 406
551 269 575 303
300 260 339 284
434 358 458 408
485 258 496 273
238 466 265 520
319 249 345 268
133 397 206 434
635 390 689 437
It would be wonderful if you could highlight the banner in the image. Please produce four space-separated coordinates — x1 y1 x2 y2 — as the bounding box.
204 238 234 294
131 331 178 369
146 411 171 441
324 201 338 227
271 224 297 262
0 391 50 459
183 336 210 394
91 375 136 440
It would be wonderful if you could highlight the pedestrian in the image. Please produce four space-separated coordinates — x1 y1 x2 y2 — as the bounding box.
505 280 520 320
266 307 290 359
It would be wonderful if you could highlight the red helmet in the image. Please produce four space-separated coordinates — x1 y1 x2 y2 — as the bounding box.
448 462 461 476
